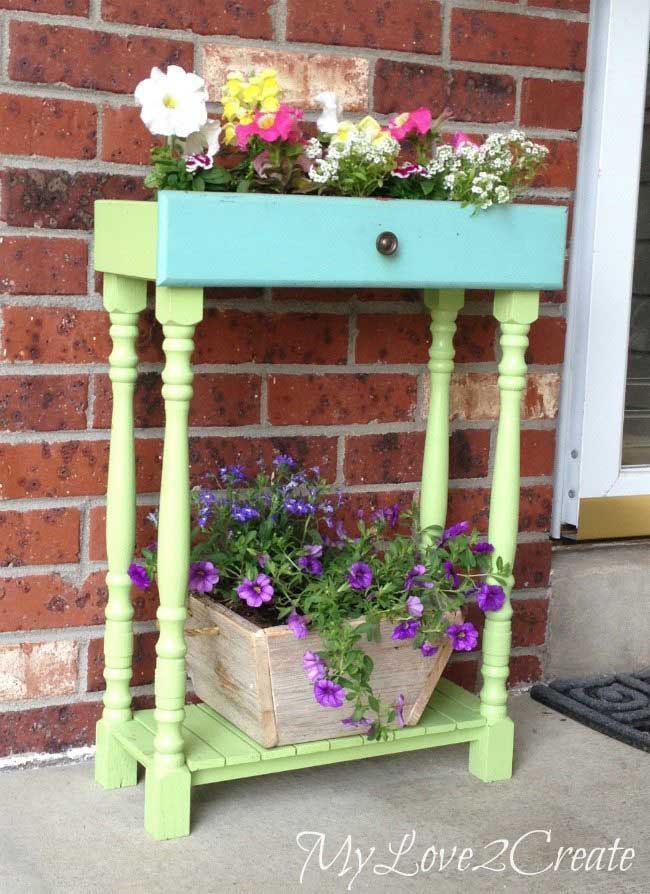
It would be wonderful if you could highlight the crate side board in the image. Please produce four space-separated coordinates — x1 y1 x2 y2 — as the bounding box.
94 200 157 279
156 192 568 290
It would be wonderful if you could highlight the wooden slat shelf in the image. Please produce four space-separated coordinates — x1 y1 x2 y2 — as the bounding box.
112 680 486 786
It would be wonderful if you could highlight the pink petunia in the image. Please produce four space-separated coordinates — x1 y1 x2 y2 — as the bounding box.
236 106 302 149
452 131 478 151
389 107 432 141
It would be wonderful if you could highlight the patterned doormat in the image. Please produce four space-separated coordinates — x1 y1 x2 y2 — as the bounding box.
530 670 650 753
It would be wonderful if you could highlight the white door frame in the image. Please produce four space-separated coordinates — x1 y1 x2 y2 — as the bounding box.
553 0 650 538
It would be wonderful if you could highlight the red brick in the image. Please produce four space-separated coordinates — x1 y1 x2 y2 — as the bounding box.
0 375 87 431
0 437 163 499
287 0 441 54
451 9 588 71
534 139 577 190
92 372 261 429
466 597 548 648
103 0 273 38
448 70 516 123
449 372 560 421
521 78 584 131
194 310 349 365
88 503 156 562
0 169 149 230
443 658 478 692
374 61 447 115
446 485 552 534
513 540 552 589
2 308 108 364
268 374 417 426
87 631 157 691
336 490 415 537
0 701 101 756
0 0 88 12
0 509 80 567
527 316 566 364
521 429 556 478
80 570 158 623
356 312 496 364
0 237 87 295
0 93 96 159
271 287 420 304
188 435 338 483
9 23 192 94
509 654 543 685
101 105 155 165
0 640 77 701
530 0 588 11
344 429 490 485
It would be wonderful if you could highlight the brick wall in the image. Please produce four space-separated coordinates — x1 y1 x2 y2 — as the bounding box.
0 0 589 758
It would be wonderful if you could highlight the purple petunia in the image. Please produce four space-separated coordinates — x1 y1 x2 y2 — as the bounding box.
237 573 274 607
446 621 479 652
404 564 433 591
347 562 373 590
471 541 494 555
342 716 373 729
443 560 460 588
371 502 401 531
298 555 323 576
391 619 421 640
302 650 327 682
257 553 269 568
286 609 309 639
188 561 220 594
420 641 439 657
406 595 424 619
313 678 346 708
476 583 506 613
439 520 470 545
128 563 151 591
395 693 406 728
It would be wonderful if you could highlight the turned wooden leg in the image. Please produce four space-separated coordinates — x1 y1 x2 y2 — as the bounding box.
144 286 202 840
469 290 539 782
420 289 465 535
96 274 146 791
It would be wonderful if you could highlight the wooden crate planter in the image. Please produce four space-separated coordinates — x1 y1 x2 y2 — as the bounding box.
187 596 460 747
93 192 568 840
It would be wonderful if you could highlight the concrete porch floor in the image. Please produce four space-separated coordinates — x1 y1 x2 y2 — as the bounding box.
0 694 647 894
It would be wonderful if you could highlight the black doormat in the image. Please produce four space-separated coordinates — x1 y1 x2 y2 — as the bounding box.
530 670 650 753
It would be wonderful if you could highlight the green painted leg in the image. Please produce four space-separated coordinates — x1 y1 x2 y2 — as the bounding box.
469 717 514 782
145 286 203 839
420 289 465 535
95 718 138 790
144 764 192 841
470 291 539 783
96 274 146 790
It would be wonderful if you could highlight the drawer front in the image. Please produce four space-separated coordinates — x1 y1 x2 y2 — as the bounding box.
156 192 568 290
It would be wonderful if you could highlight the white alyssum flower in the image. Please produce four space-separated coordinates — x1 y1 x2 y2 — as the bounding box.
314 91 342 135
304 137 323 160
135 65 208 138
184 120 222 158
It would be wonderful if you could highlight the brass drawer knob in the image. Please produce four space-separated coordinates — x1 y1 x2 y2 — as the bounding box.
376 231 399 256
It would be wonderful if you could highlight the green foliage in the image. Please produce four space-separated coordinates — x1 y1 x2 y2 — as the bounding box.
144 144 232 193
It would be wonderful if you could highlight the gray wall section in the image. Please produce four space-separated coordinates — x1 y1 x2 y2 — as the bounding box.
547 543 650 677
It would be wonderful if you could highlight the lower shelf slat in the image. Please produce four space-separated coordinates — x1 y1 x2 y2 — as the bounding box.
110 680 487 783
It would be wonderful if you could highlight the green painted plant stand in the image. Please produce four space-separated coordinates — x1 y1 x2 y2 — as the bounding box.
93 193 567 840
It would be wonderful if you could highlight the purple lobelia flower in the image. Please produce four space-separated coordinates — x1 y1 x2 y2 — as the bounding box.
406 595 424 619
420 641 439 657
391 619 421 640
286 610 309 639
128 563 151 591
188 561 220 594
395 693 406 728
476 583 506 613
230 503 260 523
371 502 401 531
313 678 346 708
219 463 247 483
303 650 327 682
443 560 460 588
439 520 470 545
347 562 373 590
446 621 479 652
471 541 494 554
237 573 274 607
273 453 297 469
283 497 314 517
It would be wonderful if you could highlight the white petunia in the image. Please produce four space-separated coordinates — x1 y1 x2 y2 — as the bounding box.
314 91 342 135
184 120 222 158
135 65 208 138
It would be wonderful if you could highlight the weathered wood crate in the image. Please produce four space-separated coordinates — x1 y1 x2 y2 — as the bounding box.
186 595 459 748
